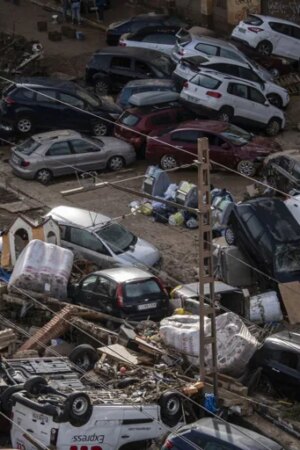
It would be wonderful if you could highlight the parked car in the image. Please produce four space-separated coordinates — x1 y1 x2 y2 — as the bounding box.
223 197 300 283
119 27 177 56
116 79 176 109
0 78 121 136
231 14 300 61
263 149 300 193
180 69 285 136
106 13 186 45
285 194 300 225
85 47 176 96
162 417 284 450
182 56 288 108
9 130 136 184
114 92 194 156
146 120 280 175
247 330 300 399
46 205 161 269
70 267 170 321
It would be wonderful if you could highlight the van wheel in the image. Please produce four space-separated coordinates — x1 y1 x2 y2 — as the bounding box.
95 79 109 96
69 344 98 372
225 227 235 245
237 160 256 177
159 391 182 427
0 384 24 415
36 168 53 185
257 40 273 56
267 93 282 109
24 376 48 395
265 118 281 136
64 392 93 427
92 121 108 136
217 107 233 122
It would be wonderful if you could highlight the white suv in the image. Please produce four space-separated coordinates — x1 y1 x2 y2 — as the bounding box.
231 14 300 61
173 56 288 108
180 69 285 136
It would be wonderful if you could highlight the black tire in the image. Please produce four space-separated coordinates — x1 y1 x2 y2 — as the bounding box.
16 115 34 134
92 120 108 136
24 376 48 395
94 79 109 96
159 391 182 427
35 168 53 185
216 106 233 122
257 40 273 56
160 154 178 170
63 392 93 427
265 118 281 136
117 377 139 388
225 227 235 245
69 344 98 372
107 155 125 171
236 160 256 177
267 93 283 109
0 384 24 415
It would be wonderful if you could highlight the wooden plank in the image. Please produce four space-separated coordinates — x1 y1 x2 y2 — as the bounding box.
98 343 140 366
279 282 300 325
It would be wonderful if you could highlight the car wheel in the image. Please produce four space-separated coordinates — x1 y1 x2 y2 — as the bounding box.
24 376 48 395
159 391 182 427
257 40 273 56
95 79 109 96
225 227 236 245
265 118 281 136
16 116 33 134
92 121 108 136
267 93 283 109
0 385 24 415
237 160 256 177
36 168 53 185
63 392 93 427
160 154 177 170
216 106 233 122
69 344 98 372
107 155 125 171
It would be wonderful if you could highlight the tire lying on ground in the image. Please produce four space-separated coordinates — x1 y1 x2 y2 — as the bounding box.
69 344 99 372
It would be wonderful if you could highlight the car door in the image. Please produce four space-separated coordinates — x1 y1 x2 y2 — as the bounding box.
226 82 251 123
57 92 86 130
76 274 100 308
43 141 75 176
109 56 135 88
35 89 62 129
247 86 270 126
87 274 116 313
65 226 116 268
134 59 156 79
170 129 199 163
204 132 234 168
269 22 295 58
69 138 106 172
291 25 300 59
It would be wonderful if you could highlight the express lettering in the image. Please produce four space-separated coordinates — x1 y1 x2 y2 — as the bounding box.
72 434 104 443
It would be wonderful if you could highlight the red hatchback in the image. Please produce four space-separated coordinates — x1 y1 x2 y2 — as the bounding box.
146 120 281 176
114 104 194 156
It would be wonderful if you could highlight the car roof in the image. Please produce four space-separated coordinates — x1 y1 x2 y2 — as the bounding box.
130 13 169 22
192 68 259 88
31 129 82 143
46 206 111 229
264 149 300 164
123 79 174 88
14 77 78 91
188 35 239 50
128 26 177 38
177 418 281 450
125 101 182 115
250 14 300 27
201 55 249 68
175 281 238 298
168 120 229 133
129 91 179 107
95 47 170 59
265 330 300 352
94 267 154 283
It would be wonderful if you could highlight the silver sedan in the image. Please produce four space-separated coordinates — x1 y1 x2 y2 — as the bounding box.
9 129 136 184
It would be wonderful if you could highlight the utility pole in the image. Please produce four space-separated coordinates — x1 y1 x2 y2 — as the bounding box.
197 137 218 402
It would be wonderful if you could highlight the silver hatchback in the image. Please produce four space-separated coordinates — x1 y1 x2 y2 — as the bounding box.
9 129 136 184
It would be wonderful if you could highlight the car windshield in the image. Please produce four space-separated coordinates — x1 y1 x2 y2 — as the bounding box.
119 111 140 126
96 223 136 254
191 73 221 89
221 124 252 146
123 278 162 304
275 243 300 273
15 138 40 155
76 88 100 107
89 137 104 147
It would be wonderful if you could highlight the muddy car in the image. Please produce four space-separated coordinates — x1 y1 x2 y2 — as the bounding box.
263 149 300 194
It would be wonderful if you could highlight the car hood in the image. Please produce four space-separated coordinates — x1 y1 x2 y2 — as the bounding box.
118 237 160 267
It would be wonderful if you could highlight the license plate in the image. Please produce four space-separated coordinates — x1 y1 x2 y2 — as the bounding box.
239 27 246 33
138 302 157 310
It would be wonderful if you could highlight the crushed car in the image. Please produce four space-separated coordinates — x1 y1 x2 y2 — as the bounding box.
263 149 300 194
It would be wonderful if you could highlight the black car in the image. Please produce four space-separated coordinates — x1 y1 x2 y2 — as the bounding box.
116 78 176 109
85 47 176 96
223 197 300 284
0 78 122 137
263 150 300 194
247 330 300 399
106 14 186 45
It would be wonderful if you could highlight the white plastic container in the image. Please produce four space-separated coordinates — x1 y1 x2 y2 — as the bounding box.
249 291 283 323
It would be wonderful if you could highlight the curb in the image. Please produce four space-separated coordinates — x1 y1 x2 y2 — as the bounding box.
30 0 107 31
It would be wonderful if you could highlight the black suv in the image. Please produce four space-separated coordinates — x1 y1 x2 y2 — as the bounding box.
263 150 300 194
106 14 185 45
0 78 122 136
85 47 175 96
247 330 300 399
223 197 300 284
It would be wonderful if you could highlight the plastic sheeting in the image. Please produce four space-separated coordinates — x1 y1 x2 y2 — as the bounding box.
160 312 259 376
8 239 73 299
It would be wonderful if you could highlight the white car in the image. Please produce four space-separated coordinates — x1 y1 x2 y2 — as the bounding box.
231 14 300 61
173 55 288 107
119 29 177 56
180 69 285 136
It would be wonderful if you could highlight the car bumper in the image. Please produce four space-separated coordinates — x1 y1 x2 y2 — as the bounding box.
180 97 216 118
9 162 35 180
